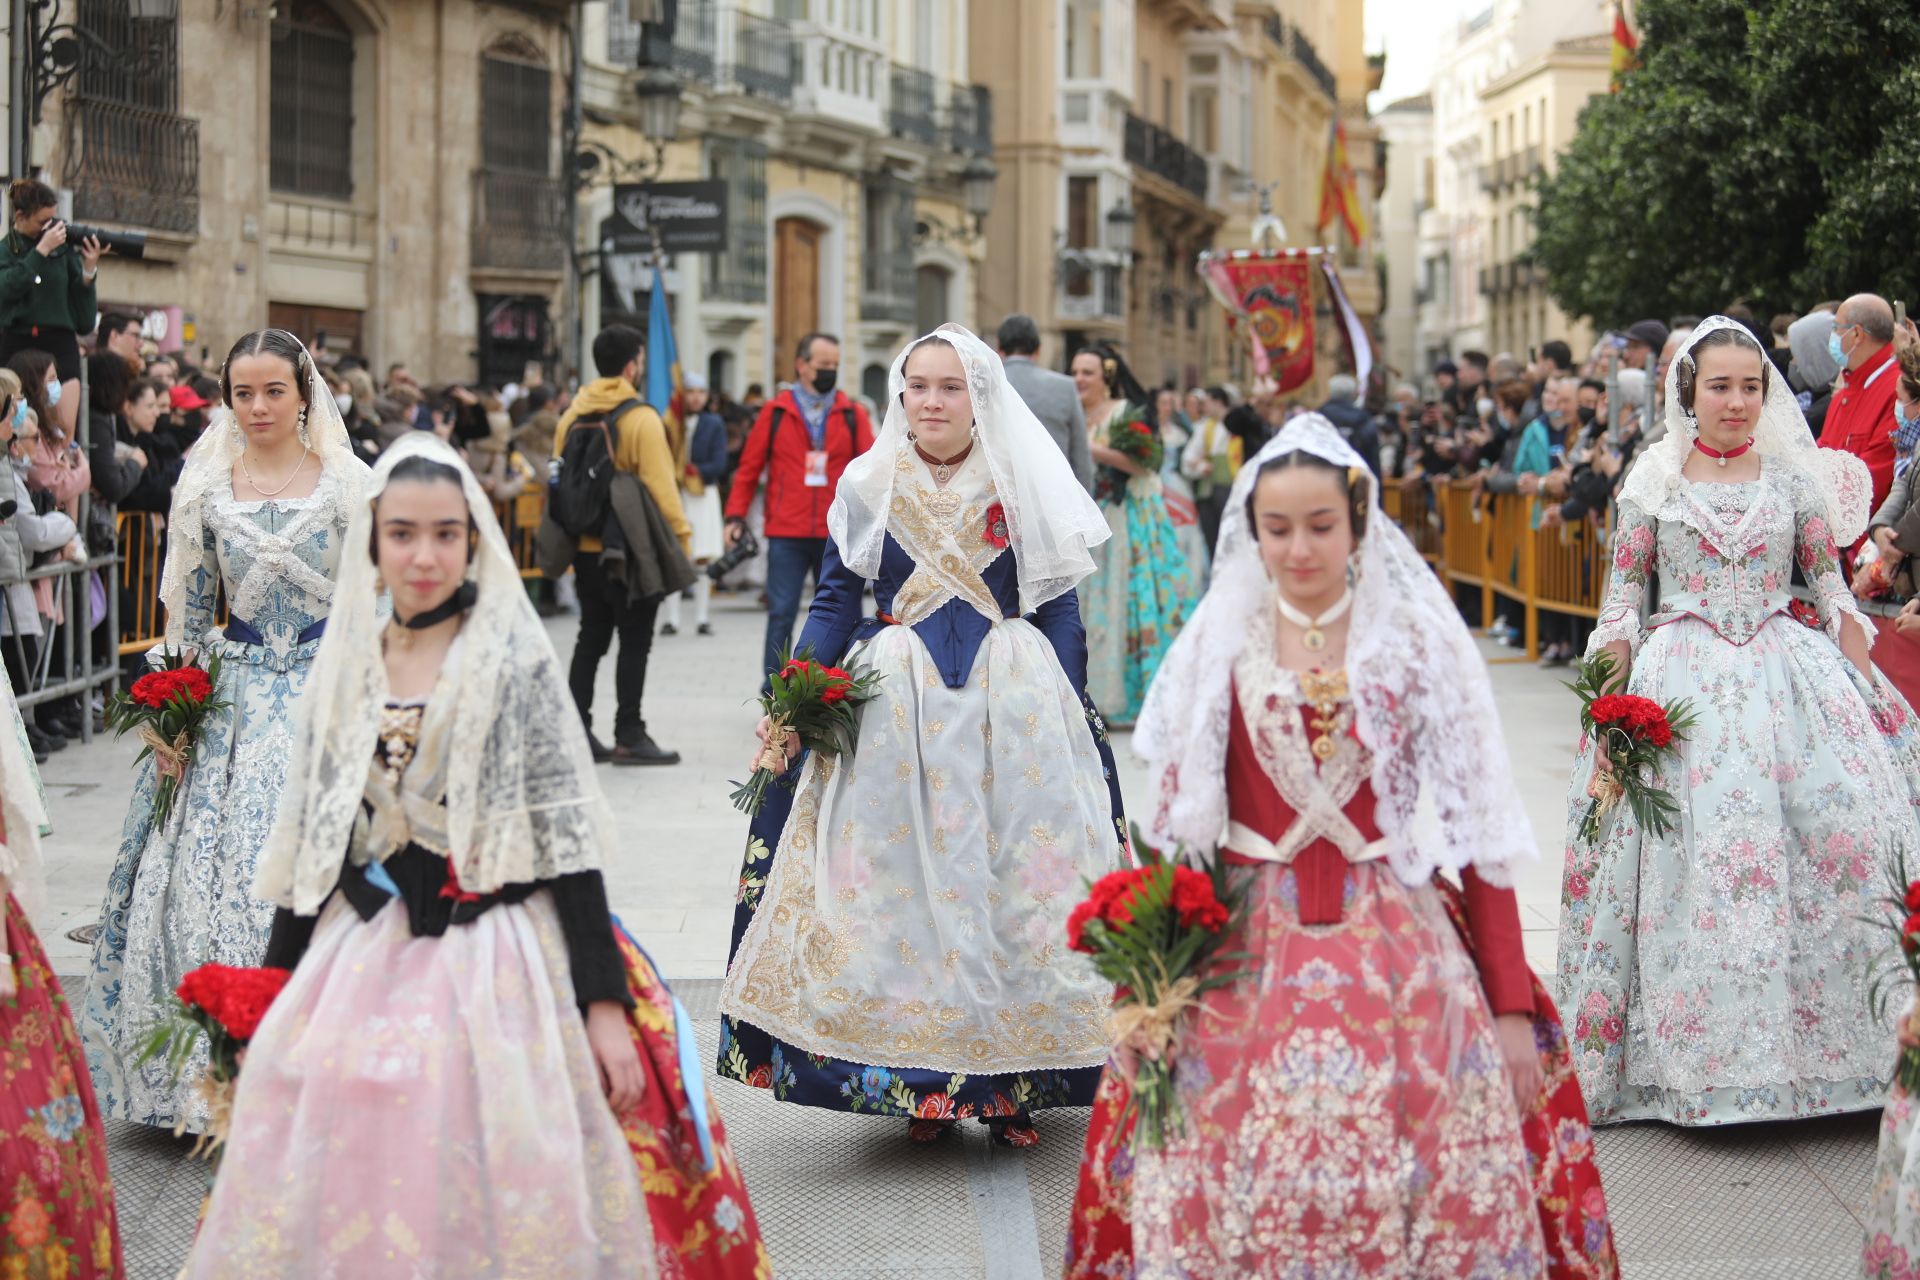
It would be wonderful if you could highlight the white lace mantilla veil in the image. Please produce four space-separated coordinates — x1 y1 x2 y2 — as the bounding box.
157 330 369 650
828 323 1110 613
254 433 616 915
0 666 47 922
1133 415 1537 889
1617 314 1872 545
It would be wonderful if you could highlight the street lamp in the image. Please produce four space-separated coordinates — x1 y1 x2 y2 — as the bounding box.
961 156 997 232
634 63 682 149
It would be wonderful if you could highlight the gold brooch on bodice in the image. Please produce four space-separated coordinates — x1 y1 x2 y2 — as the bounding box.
1297 667 1349 762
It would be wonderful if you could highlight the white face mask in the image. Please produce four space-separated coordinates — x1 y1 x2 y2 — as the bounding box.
335 392 353 414
1475 397 1495 418
44 381 61 407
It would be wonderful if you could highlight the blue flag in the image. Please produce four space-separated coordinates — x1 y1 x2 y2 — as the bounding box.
645 263 680 418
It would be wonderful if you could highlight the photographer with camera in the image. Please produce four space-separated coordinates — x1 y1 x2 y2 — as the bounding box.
0 180 110 440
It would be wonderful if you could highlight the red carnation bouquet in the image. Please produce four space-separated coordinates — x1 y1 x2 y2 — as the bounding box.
1095 406 1163 504
1566 651 1697 844
1067 833 1248 1151
136 962 292 1159
105 649 228 828
729 647 883 816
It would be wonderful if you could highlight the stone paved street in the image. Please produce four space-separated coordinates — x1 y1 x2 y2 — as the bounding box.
40 592 1879 1278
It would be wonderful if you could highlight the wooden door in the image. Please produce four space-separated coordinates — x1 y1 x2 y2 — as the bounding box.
773 217 820 383
266 302 364 361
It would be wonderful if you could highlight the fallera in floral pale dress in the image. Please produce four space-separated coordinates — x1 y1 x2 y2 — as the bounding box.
1558 459 1920 1127
81 473 353 1131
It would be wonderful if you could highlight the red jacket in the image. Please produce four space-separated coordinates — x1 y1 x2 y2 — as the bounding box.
724 388 874 538
1819 342 1900 514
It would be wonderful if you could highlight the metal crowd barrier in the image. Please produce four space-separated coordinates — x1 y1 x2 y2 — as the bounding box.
116 492 549 656
1386 478 1612 659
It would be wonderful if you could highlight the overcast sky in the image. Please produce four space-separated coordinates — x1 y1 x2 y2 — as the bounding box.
1366 0 1482 109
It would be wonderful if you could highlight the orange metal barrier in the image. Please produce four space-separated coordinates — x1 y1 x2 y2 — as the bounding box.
116 492 551 656
1386 479 1611 659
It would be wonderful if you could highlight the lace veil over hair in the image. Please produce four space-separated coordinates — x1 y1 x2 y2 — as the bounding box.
828 323 1110 614
1134 415 1537 888
158 330 369 649
1617 314 1872 545
255 433 615 915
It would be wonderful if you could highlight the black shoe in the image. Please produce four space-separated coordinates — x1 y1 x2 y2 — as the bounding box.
23 725 49 764
660 622 680 636
585 733 614 764
612 732 680 766
43 712 82 740
696 622 714 637
34 722 66 753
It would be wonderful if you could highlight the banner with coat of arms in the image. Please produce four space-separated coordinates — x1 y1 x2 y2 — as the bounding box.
1199 253 1316 393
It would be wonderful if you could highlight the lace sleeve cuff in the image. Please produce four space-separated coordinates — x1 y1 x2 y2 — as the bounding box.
1584 610 1643 660
1821 588 1876 650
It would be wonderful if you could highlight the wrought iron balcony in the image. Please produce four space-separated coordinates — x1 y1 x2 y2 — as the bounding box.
949 83 993 156
61 95 199 236
732 11 795 102
888 65 939 147
608 0 716 76
1124 113 1209 201
470 168 567 274
1263 16 1337 101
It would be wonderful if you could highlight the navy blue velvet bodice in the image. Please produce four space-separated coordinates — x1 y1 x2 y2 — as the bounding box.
793 535 1088 692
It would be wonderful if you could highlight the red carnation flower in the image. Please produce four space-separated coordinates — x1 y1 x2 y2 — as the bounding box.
1904 880 1920 913
1169 865 1229 932
130 672 174 709
175 963 292 1043
172 667 214 703
820 685 848 704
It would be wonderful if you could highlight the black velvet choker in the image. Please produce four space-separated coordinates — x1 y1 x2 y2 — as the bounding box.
393 581 478 630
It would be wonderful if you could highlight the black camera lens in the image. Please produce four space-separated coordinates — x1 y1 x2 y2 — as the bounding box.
57 223 146 261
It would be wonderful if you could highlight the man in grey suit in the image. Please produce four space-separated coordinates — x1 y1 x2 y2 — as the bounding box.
997 314 1094 494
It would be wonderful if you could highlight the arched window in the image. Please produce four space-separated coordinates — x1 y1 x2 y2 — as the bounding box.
861 364 889 410
708 350 735 398
270 0 356 199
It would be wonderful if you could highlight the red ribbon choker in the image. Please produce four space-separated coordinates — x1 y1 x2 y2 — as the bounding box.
1693 437 1754 465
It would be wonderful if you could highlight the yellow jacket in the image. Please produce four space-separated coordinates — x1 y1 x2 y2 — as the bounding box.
552 378 690 554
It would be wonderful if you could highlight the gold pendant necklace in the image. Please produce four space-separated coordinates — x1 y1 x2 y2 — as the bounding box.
1276 588 1353 653
1297 667 1350 762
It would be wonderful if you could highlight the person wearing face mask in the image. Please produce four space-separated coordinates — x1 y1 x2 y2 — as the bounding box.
1818 293 1901 515
722 332 875 687
1786 309 1842 439
1861 347 1920 602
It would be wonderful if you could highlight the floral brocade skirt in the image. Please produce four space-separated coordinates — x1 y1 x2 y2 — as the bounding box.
717 621 1129 1121
187 893 769 1280
1066 862 1558 1280
0 895 122 1279
1558 613 1920 1126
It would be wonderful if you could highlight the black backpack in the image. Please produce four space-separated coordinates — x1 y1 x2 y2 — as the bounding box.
551 397 642 539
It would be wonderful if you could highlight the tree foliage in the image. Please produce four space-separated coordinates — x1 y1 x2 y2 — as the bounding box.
1532 0 1920 327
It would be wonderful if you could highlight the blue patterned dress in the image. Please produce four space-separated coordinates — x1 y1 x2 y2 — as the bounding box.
1082 403 1196 725
1557 460 1920 1126
717 452 1127 1124
80 471 353 1130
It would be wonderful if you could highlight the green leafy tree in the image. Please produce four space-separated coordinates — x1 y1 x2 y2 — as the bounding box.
1532 0 1920 327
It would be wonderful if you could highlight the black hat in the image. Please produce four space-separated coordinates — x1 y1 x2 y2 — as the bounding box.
1433 358 1459 376
1625 319 1670 350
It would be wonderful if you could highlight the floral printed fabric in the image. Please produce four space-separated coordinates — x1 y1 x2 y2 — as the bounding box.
1561 472 1920 1126
611 925 772 1280
82 482 347 1131
187 894 656 1279
1082 407 1196 726
1867 1082 1920 1280
1065 875 1618 1280
1078 856 1543 1279
0 895 122 1279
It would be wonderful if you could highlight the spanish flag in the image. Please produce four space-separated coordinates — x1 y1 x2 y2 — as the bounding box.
1610 1 1639 86
1315 118 1369 246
